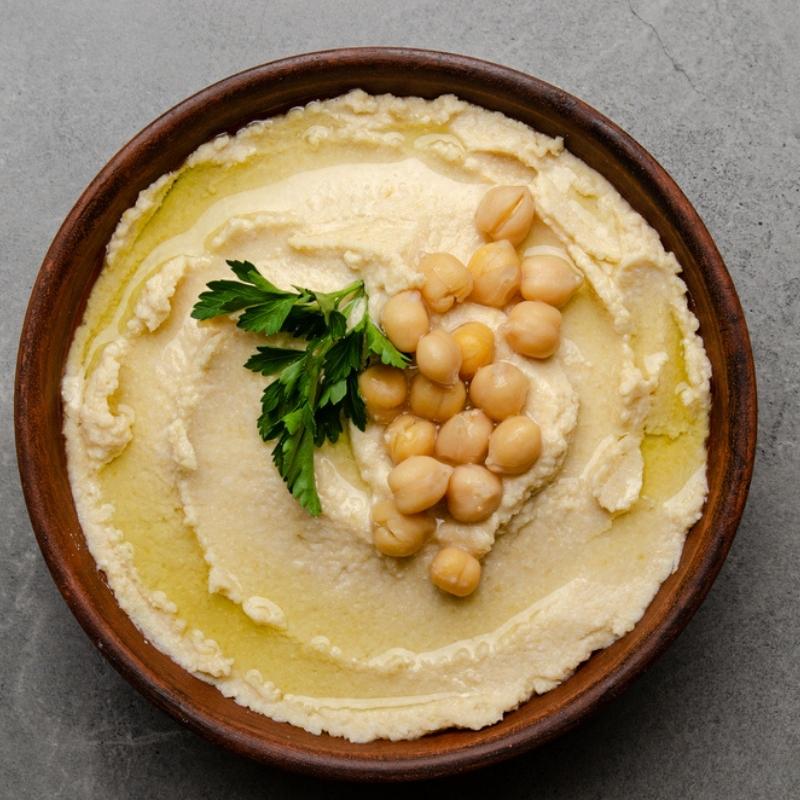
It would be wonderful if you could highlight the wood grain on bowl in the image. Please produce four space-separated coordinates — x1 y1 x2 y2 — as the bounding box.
14 48 756 781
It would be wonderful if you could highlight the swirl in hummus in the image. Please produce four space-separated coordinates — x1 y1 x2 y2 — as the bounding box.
62 90 711 742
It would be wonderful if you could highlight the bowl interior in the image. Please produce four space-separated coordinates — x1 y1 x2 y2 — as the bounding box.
15 48 756 780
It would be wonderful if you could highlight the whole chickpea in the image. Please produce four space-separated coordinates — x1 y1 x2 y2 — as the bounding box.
416 329 462 386
469 362 529 421
409 374 467 423
468 240 521 307
451 321 495 380
447 464 503 523
371 499 435 557
430 546 482 597
520 249 582 307
380 290 429 353
486 416 542 475
435 410 493 465
388 455 453 514
358 365 407 422
505 300 562 359
419 253 473 313
474 186 535 246
384 414 437 464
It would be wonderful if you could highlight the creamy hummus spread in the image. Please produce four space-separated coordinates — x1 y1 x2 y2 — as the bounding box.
63 91 711 742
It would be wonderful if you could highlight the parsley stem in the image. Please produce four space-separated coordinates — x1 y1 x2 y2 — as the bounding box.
329 279 365 303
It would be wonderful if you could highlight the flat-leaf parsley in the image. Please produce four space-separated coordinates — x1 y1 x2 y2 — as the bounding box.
192 259 408 515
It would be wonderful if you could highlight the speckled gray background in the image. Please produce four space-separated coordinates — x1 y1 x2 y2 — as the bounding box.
2 0 798 797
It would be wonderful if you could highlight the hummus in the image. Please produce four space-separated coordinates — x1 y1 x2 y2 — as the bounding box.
63 91 711 742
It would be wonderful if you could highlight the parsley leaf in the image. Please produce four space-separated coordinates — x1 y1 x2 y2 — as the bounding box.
244 346 305 376
342 372 367 432
272 411 321 516
323 331 363 383
237 296 297 335
192 281 271 319
363 316 409 368
192 259 406 516
227 260 288 294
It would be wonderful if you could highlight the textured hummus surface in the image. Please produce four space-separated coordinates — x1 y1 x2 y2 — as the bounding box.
63 90 711 742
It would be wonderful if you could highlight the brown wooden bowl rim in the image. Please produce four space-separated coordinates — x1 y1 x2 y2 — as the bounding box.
15 47 757 781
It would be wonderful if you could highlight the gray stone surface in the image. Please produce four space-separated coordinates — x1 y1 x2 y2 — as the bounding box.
1 0 798 796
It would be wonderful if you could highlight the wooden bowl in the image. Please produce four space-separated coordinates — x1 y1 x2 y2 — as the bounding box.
14 48 756 781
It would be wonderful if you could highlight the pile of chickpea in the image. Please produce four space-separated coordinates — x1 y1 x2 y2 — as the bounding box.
358 186 582 597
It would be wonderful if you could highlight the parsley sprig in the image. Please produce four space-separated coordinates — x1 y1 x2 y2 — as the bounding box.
191 260 408 515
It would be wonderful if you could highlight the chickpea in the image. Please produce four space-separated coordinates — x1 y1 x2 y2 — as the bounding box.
486 416 542 475
468 240 521 307
505 300 562 359
451 321 495 380
371 499 435 557
435 410 493 465
474 186 535 246
358 365 407 422
380 290 429 353
388 455 453 514
419 253 473 313
385 414 437 464
416 329 462 387
447 464 503 523
430 547 482 597
520 250 582 307
469 362 529 421
409 374 467 423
